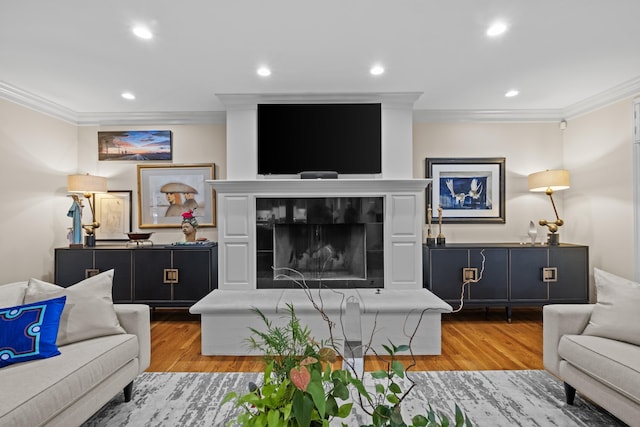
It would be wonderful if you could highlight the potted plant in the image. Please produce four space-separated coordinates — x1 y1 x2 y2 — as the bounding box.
223 304 472 427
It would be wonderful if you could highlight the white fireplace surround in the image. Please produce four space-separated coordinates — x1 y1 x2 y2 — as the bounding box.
209 178 430 290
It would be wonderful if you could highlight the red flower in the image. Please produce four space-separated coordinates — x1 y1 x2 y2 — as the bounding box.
182 210 194 220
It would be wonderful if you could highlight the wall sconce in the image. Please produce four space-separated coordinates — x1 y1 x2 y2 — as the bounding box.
67 173 108 247
527 169 570 245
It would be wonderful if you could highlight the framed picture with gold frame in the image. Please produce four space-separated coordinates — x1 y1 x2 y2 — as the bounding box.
137 163 216 228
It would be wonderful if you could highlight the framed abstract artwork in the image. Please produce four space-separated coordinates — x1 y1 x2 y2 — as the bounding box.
137 163 216 228
425 157 506 224
93 191 133 241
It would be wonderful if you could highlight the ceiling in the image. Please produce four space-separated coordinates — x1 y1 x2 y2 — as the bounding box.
2 1 640 124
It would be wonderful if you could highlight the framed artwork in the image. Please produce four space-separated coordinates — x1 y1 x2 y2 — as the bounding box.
426 157 505 224
93 191 133 241
98 130 172 161
137 163 216 228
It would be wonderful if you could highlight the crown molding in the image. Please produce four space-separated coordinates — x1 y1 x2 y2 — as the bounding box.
0 81 79 124
216 92 423 110
562 75 640 120
412 108 564 123
75 111 226 126
3 78 640 125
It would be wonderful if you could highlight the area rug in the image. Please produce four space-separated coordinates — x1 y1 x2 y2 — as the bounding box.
82 370 624 426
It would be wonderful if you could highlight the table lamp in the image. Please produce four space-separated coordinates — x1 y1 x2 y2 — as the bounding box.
67 173 108 247
527 169 570 245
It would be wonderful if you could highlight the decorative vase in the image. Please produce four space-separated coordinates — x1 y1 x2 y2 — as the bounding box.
527 221 538 245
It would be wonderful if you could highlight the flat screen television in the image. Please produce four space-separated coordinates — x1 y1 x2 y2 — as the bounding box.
257 103 382 176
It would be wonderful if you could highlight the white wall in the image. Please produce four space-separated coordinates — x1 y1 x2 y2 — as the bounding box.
76 124 227 245
562 98 635 281
0 98 78 282
412 121 565 243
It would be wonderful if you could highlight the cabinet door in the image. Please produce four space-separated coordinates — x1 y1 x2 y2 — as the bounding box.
548 247 588 301
55 249 93 286
510 248 548 301
134 250 172 301
94 250 133 302
171 249 213 301
468 248 508 302
428 249 470 301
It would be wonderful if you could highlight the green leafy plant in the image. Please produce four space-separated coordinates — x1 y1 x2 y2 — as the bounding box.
223 304 473 427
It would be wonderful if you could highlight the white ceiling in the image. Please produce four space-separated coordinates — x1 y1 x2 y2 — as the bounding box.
2 1 640 123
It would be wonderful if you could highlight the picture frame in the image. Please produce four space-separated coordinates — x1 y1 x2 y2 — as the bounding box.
137 163 216 228
98 130 172 161
425 157 505 224
93 190 133 241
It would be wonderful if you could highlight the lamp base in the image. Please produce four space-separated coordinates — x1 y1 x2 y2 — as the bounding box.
426 237 436 247
547 233 560 245
84 235 96 247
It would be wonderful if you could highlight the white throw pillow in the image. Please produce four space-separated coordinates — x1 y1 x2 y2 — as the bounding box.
582 268 640 346
24 269 125 346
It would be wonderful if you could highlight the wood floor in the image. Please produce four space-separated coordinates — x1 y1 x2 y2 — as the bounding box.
148 307 543 372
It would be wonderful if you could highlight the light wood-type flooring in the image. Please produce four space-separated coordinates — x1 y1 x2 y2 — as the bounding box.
148 307 543 372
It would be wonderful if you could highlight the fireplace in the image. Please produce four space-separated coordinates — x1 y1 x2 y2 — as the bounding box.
209 179 429 290
256 197 383 288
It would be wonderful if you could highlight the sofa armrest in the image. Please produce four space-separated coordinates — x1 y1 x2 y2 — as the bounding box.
542 304 593 377
115 304 151 374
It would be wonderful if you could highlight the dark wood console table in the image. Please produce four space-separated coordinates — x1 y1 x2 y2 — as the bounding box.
423 243 588 321
54 244 218 308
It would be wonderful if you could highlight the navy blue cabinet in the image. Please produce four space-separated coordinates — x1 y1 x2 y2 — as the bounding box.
55 245 218 307
423 243 588 321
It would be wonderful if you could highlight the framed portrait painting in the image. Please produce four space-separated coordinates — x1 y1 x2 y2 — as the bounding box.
93 190 133 241
137 163 216 228
426 157 505 224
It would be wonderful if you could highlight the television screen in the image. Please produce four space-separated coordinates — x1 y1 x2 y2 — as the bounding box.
257 103 382 175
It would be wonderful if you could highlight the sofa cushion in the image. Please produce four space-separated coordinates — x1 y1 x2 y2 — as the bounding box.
0 296 66 368
559 334 640 405
0 282 28 307
0 333 139 426
582 268 640 346
24 270 125 346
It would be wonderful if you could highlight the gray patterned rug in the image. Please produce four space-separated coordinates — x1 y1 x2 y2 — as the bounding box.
82 370 625 426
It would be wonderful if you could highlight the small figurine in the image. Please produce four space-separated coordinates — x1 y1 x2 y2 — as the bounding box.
426 204 436 246
436 205 446 245
181 210 199 242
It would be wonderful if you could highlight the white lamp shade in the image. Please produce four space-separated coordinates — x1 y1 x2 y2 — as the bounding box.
528 169 570 192
67 174 108 194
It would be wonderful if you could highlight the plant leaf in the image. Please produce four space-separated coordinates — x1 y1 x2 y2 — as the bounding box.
290 366 311 391
337 402 353 418
371 370 388 379
267 408 281 426
221 391 237 405
306 380 326 419
386 393 400 404
412 414 428 427
292 390 314 427
333 380 350 400
395 344 410 353
375 383 385 394
389 382 402 394
391 360 405 379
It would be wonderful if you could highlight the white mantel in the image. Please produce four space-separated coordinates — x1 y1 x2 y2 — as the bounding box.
209 178 430 290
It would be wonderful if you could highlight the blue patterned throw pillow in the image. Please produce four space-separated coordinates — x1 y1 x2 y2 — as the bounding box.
0 296 66 368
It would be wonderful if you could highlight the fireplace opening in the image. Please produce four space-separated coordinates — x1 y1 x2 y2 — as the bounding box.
274 224 365 281
256 196 383 289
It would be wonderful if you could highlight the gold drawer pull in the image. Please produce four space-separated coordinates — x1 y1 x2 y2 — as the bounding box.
463 267 478 282
163 268 179 284
543 267 558 282
85 268 100 279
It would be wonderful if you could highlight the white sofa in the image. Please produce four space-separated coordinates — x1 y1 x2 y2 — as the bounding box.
0 279 151 427
543 268 640 426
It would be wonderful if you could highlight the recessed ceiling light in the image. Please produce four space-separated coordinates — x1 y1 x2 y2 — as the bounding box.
121 92 136 100
257 66 271 77
486 21 508 37
132 26 153 40
370 65 385 76
505 89 519 98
